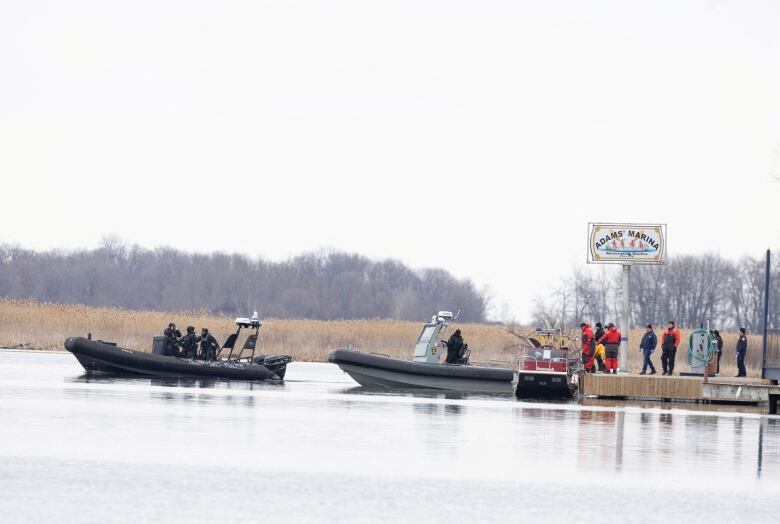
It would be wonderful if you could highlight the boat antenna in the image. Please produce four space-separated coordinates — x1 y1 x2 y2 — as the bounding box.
453 307 462 321
251 311 260 363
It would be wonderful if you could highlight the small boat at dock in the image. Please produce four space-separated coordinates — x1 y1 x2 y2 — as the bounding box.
515 328 579 399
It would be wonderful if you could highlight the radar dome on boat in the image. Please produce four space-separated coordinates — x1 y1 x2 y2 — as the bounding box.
436 311 454 321
235 313 261 328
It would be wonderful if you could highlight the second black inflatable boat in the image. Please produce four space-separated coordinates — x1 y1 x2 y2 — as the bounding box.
329 309 514 394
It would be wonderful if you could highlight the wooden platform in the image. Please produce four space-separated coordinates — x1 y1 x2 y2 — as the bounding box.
581 373 776 405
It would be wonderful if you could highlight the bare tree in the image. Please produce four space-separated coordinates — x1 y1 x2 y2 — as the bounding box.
538 251 777 331
0 243 489 322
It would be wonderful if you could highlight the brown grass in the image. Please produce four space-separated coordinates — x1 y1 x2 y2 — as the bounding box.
0 298 763 376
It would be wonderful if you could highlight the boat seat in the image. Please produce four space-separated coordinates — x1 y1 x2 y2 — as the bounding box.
450 343 471 365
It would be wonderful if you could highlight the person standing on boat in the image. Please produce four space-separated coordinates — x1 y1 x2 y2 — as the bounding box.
200 328 220 361
445 329 464 364
660 321 681 376
579 323 595 373
712 330 723 374
180 326 200 359
163 322 182 356
735 327 748 377
638 324 657 375
597 323 621 374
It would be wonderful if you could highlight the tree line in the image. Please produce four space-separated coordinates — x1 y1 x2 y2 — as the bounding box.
0 239 488 322
532 251 778 332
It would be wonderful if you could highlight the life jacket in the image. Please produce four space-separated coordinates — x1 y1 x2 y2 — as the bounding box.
201 333 218 351
181 333 198 351
581 325 594 352
601 327 620 357
602 327 621 345
662 330 676 349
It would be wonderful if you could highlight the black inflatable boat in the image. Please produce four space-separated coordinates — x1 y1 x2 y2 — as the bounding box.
65 313 291 381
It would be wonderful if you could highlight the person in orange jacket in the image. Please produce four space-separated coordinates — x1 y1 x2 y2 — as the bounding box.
598 322 621 374
660 321 681 375
579 323 595 373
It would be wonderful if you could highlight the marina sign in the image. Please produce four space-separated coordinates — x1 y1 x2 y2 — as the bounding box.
588 223 666 264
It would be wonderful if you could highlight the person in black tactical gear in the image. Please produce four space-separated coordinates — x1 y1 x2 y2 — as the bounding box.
445 329 464 364
200 328 220 361
712 330 723 374
163 322 182 357
735 327 748 377
180 326 200 359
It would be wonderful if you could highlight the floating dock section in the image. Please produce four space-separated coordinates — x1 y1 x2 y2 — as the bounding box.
581 374 780 413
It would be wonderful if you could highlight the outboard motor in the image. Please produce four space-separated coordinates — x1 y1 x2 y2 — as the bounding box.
413 308 461 363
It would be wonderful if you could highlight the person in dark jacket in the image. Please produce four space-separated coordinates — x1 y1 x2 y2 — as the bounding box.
163 322 182 356
200 328 220 361
712 330 723 374
445 329 464 364
660 321 681 375
180 326 200 359
639 324 657 375
593 322 607 372
735 327 748 377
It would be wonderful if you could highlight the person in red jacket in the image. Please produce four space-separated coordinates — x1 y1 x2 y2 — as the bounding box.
597 322 621 374
579 323 595 373
660 321 681 375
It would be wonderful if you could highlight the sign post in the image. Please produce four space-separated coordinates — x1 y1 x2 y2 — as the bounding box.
621 264 630 373
588 223 667 373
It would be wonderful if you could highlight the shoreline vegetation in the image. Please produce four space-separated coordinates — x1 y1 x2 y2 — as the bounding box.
0 299 762 376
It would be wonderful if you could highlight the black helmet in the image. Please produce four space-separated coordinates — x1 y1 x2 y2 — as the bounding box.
168 322 176 328
202 328 208 334
454 329 461 336
186 326 195 333
607 322 615 328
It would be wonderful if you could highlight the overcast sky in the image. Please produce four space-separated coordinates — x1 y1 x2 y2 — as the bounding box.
2 1 779 321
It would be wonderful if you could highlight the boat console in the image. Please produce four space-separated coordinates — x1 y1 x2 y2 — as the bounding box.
413 308 461 363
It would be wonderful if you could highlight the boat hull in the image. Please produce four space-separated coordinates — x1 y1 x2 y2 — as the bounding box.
515 370 576 399
329 349 514 394
65 337 285 381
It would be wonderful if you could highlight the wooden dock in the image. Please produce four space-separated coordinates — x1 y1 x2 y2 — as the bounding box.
581 374 780 411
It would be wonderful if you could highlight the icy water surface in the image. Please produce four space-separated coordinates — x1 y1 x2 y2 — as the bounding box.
1 350 779 523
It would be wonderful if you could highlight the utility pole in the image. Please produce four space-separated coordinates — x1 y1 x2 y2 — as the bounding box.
762 249 771 379
620 264 630 372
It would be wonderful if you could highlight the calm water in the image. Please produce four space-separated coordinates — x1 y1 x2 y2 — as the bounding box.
1 350 779 523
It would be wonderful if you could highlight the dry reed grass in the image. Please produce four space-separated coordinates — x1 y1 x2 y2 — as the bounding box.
0 299 762 376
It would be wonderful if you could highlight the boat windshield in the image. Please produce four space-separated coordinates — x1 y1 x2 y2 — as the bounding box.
417 325 437 344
